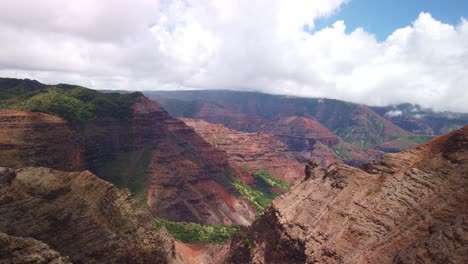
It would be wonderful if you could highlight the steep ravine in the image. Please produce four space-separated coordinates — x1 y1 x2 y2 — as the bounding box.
65 96 256 226
0 78 258 226
227 126 468 263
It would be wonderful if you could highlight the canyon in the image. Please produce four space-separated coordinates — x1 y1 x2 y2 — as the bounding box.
1 78 466 263
0 88 256 226
148 90 439 166
83 96 255 225
227 126 468 263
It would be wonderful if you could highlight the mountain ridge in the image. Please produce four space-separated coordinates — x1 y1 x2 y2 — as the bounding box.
147 90 440 165
226 125 468 263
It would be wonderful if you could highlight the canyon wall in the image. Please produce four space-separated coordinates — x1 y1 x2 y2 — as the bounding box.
180 118 303 183
0 110 84 171
227 126 468 263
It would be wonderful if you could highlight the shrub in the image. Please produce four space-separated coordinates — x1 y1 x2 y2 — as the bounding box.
154 218 238 244
232 169 290 213
17 91 94 121
252 169 290 191
67 87 100 102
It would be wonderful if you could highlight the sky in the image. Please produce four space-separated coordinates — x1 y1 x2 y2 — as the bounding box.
0 0 467 112
314 0 468 41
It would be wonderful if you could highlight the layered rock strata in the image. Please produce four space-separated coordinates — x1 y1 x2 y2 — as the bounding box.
259 116 371 166
0 110 84 171
0 167 178 263
0 232 71 264
228 126 468 263
180 118 303 183
85 97 255 225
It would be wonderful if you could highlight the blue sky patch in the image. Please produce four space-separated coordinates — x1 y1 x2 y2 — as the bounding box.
312 0 467 41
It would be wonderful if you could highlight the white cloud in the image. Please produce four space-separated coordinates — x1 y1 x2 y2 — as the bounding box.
385 110 403 117
0 1 467 112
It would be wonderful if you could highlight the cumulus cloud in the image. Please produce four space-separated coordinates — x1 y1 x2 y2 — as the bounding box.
0 0 467 112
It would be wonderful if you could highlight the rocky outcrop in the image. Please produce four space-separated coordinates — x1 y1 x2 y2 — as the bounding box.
184 109 372 168
259 116 371 166
183 113 371 167
180 118 303 183
85 97 255 225
0 232 71 264
0 110 84 171
175 241 230 264
0 167 178 263
227 126 468 263
191 100 268 133
139 98 255 225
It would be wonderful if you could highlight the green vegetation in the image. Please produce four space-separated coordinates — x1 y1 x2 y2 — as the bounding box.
232 169 290 212
13 91 95 121
154 218 238 244
0 79 142 123
217 169 290 213
252 169 290 190
390 131 433 145
332 144 352 160
232 179 273 212
94 149 152 204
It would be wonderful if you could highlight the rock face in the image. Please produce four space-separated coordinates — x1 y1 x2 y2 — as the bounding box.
227 126 468 263
190 100 269 133
148 91 431 166
0 232 71 264
259 116 370 166
180 118 303 183
174 103 371 167
0 83 255 226
0 110 84 171
0 167 178 264
85 97 255 225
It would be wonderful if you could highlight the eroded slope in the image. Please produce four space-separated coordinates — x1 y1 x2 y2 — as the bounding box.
228 126 468 263
180 118 303 183
0 110 84 171
0 167 177 263
0 232 71 264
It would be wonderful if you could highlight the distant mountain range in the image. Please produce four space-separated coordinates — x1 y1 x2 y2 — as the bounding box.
146 90 466 166
371 103 468 135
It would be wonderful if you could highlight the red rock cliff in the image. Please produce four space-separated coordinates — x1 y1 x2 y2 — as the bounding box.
228 126 468 263
0 110 84 171
180 118 303 184
84 97 255 225
259 116 371 166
